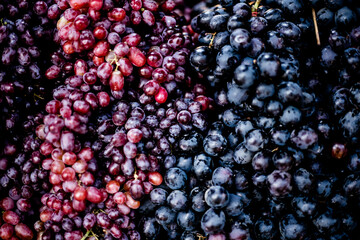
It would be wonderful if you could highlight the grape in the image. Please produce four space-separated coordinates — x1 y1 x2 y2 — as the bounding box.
14 223 34 240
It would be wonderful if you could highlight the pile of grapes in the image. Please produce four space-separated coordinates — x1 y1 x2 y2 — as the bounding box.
0 0 360 239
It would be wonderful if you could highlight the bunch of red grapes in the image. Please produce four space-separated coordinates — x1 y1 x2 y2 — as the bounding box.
0 0 209 239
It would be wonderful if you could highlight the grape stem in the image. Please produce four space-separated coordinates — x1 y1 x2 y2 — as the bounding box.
251 0 262 16
208 32 217 48
312 8 321 46
272 147 279 152
81 229 91 240
134 167 139 180
115 63 119 72
90 229 99 240
196 233 207 240
108 50 120 72
0 18 8 26
33 93 44 100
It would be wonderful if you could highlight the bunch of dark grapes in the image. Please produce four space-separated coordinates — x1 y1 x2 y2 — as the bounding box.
0 1 61 239
0 0 59 147
306 0 360 144
129 0 360 239
135 109 359 239
310 0 359 37
302 4 360 238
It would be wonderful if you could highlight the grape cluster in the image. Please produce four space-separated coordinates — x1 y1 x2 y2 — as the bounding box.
50 0 196 105
311 1 360 145
300 1 360 174
158 0 360 239
0 127 49 240
0 1 59 239
24 0 210 239
312 0 359 34
0 0 58 145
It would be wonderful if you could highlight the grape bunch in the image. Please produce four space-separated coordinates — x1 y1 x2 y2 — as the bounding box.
135 110 359 239
0 0 58 146
309 1 360 145
33 138 145 239
24 0 210 239
171 0 360 239
48 0 196 105
311 0 359 35
0 1 60 239
0 125 50 240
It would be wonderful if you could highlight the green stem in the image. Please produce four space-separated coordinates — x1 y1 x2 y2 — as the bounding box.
90 229 99 240
251 0 262 15
81 229 91 240
33 93 44 100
